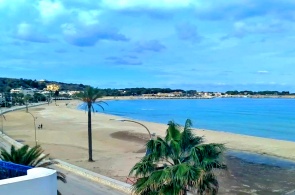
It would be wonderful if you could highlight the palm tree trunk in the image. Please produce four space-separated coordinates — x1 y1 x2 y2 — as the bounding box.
88 103 94 162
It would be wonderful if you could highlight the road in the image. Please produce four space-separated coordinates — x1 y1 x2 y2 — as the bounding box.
0 136 128 195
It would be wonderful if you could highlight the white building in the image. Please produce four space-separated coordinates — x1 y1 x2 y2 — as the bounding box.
10 88 39 96
0 167 57 195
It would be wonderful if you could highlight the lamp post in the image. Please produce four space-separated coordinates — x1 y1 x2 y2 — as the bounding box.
0 108 3 134
27 111 37 146
110 119 156 156
110 119 153 139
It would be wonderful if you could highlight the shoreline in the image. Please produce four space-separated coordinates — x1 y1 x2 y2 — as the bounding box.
77 102 295 161
2 100 295 179
91 99 295 162
100 95 295 100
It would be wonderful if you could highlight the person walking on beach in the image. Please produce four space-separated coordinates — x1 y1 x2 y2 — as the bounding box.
40 124 43 129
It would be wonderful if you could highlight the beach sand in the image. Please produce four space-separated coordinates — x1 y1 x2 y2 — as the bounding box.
3 100 295 194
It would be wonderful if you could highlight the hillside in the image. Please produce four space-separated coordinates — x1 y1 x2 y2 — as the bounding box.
0 78 87 92
0 77 186 96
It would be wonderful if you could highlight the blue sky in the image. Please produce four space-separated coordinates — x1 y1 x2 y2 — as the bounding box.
1 0 295 92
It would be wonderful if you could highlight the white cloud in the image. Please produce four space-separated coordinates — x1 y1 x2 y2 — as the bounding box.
15 22 49 43
61 23 129 47
0 0 27 10
37 0 65 23
233 21 284 37
17 23 31 36
0 0 5 7
101 0 193 9
77 10 101 25
257 70 269 74
61 23 77 36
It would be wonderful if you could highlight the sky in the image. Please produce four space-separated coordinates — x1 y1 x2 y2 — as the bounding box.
1 0 295 92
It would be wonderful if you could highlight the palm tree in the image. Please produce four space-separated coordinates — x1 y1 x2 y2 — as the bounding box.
129 119 226 195
76 86 107 162
24 94 32 112
54 90 59 105
0 145 66 195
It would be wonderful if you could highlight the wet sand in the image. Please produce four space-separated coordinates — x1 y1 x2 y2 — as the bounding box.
2 100 295 194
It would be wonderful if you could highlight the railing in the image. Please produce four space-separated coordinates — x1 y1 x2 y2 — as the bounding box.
0 161 32 179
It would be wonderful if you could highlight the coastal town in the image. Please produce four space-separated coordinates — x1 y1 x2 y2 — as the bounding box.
1 78 295 107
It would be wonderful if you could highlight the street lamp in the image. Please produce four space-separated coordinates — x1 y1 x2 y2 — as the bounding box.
110 119 154 139
0 108 3 134
27 111 37 146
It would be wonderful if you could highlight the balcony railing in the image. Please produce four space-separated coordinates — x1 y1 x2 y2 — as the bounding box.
0 161 32 179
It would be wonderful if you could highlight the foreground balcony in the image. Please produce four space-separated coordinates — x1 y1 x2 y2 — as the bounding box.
0 160 57 195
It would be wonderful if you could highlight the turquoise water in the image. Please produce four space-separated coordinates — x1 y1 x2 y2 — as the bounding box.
83 98 295 142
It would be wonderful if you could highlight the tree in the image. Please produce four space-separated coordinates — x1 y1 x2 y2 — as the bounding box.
76 86 107 162
54 90 59 104
34 93 46 102
24 94 32 112
129 119 226 195
0 145 66 195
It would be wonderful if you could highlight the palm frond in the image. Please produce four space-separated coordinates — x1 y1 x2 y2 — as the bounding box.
94 104 105 112
21 145 46 166
95 100 108 106
0 149 12 162
76 87 107 113
129 156 157 177
197 171 219 195
146 137 170 163
165 121 181 142
130 119 226 195
181 126 204 152
184 119 193 130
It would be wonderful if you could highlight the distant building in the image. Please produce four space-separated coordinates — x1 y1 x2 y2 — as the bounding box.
66 91 80 96
10 88 38 96
46 84 60 91
172 92 183 97
40 91 51 96
156 93 176 97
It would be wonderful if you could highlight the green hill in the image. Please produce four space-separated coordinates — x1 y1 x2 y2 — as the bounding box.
0 78 87 92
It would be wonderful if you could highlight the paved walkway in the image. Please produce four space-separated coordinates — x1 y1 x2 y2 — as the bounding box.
56 167 127 195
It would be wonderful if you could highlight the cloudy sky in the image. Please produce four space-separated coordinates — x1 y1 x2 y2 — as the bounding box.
1 0 295 92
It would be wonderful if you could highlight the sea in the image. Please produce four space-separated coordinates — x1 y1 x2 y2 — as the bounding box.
80 98 295 193
87 98 295 142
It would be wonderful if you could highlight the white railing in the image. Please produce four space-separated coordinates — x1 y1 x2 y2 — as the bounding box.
0 167 57 195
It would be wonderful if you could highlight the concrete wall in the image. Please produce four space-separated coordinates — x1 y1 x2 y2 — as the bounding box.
0 167 57 195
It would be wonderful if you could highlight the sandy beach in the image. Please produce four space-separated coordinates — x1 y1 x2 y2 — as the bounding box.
2 100 295 193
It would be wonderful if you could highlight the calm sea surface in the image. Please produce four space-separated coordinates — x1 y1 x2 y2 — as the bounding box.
86 98 295 142
82 98 295 193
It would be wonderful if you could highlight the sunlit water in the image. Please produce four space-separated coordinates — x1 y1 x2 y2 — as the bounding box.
82 98 295 142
